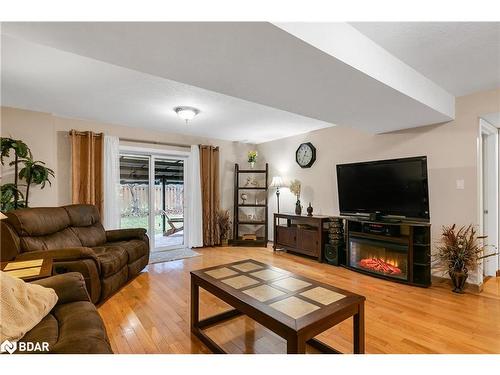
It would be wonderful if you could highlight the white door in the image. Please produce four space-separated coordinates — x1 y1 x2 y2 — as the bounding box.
479 119 499 277
150 155 186 251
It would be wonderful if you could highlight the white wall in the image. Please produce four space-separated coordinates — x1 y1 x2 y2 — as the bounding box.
258 88 500 286
0 106 252 217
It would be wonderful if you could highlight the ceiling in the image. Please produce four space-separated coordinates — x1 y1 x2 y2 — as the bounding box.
1 34 332 144
1 22 498 142
350 22 500 96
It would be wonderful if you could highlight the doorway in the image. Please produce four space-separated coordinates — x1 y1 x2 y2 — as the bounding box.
479 118 499 277
119 148 187 252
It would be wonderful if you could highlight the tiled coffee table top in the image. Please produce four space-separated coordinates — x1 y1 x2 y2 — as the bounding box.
194 259 356 322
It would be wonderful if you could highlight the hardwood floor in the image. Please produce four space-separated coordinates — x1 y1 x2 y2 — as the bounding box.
98 246 500 354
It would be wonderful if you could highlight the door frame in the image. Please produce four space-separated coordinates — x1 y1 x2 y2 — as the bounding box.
478 118 499 277
119 145 190 252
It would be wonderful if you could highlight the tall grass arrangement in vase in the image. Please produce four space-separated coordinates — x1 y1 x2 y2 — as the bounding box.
216 209 232 246
435 224 497 293
289 179 302 215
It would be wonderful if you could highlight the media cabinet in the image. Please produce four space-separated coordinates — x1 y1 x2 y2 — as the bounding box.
273 213 330 262
273 213 431 287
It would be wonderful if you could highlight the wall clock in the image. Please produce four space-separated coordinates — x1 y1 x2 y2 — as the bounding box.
296 142 316 168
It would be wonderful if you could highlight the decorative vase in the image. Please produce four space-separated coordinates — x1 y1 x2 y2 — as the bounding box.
450 270 468 293
249 161 255 169
307 202 313 216
295 199 302 215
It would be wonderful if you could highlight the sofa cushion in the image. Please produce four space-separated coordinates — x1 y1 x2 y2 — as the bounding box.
104 239 149 264
50 301 112 354
64 204 107 247
71 223 107 247
6 207 71 236
64 204 101 227
92 245 128 277
20 228 82 252
19 313 59 350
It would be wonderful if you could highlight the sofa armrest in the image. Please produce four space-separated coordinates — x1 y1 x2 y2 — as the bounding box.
16 247 98 263
32 272 91 304
106 228 147 242
16 247 101 275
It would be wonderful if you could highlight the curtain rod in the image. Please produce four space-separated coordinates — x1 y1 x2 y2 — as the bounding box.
69 131 192 149
69 130 103 137
119 137 191 149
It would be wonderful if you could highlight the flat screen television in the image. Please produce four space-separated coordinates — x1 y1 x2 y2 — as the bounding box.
336 156 430 221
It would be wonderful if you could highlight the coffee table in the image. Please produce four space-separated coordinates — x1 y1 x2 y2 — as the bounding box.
190 259 365 354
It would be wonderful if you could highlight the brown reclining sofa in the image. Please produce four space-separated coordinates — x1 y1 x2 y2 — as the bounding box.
1 204 150 304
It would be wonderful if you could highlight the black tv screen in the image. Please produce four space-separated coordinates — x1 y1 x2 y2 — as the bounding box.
336 156 430 221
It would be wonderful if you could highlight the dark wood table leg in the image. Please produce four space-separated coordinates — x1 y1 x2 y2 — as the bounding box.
318 220 324 263
190 276 199 332
287 334 306 354
273 215 277 251
353 302 365 354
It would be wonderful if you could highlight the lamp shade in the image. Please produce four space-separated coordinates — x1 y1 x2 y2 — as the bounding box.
270 176 287 189
0 212 7 220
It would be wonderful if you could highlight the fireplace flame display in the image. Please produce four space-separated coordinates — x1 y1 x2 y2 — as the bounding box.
359 258 402 275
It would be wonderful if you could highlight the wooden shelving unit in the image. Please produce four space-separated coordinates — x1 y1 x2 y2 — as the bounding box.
232 163 268 247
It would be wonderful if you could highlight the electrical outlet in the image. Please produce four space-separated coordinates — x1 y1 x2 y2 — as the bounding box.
456 179 465 190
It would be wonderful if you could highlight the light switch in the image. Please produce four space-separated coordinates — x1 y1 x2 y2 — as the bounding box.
456 179 465 190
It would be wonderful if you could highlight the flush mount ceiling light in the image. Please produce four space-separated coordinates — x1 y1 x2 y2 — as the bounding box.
174 106 200 123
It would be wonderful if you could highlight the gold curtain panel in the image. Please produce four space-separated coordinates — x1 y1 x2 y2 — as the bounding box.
199 145 220 246
69 130 104 213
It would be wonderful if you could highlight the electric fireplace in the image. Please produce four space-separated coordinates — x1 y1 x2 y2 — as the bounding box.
348 237 409 281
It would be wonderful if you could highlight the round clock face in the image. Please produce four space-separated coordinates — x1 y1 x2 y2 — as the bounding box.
296 142 316 168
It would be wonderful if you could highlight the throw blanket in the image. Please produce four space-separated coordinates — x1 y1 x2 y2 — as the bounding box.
0 271 58 342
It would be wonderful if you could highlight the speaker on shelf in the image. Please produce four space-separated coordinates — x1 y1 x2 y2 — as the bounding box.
323 242 345 266
324 217 345 266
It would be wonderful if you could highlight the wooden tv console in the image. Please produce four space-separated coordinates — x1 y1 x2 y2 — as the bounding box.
273 213 330 262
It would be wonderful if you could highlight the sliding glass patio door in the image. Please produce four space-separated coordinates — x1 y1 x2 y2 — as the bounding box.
119 151 186 252
152 157 185 250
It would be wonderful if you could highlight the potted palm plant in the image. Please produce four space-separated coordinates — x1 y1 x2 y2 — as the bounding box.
217 209 232 246
1 137 30 209
435 224 498 293
18 157 55 207
1 137 55 211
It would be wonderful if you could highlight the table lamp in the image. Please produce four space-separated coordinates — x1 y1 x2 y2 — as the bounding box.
270 176 288 213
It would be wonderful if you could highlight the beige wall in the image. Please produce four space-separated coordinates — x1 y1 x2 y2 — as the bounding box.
258 88 500 285
0 106 251 216
2 88 499 285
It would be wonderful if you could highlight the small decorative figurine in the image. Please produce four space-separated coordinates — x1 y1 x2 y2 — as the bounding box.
307 202 313 216
240 193 248 204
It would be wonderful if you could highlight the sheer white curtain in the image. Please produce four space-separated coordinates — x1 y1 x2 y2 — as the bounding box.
187 145 203 248
103 135 121 230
